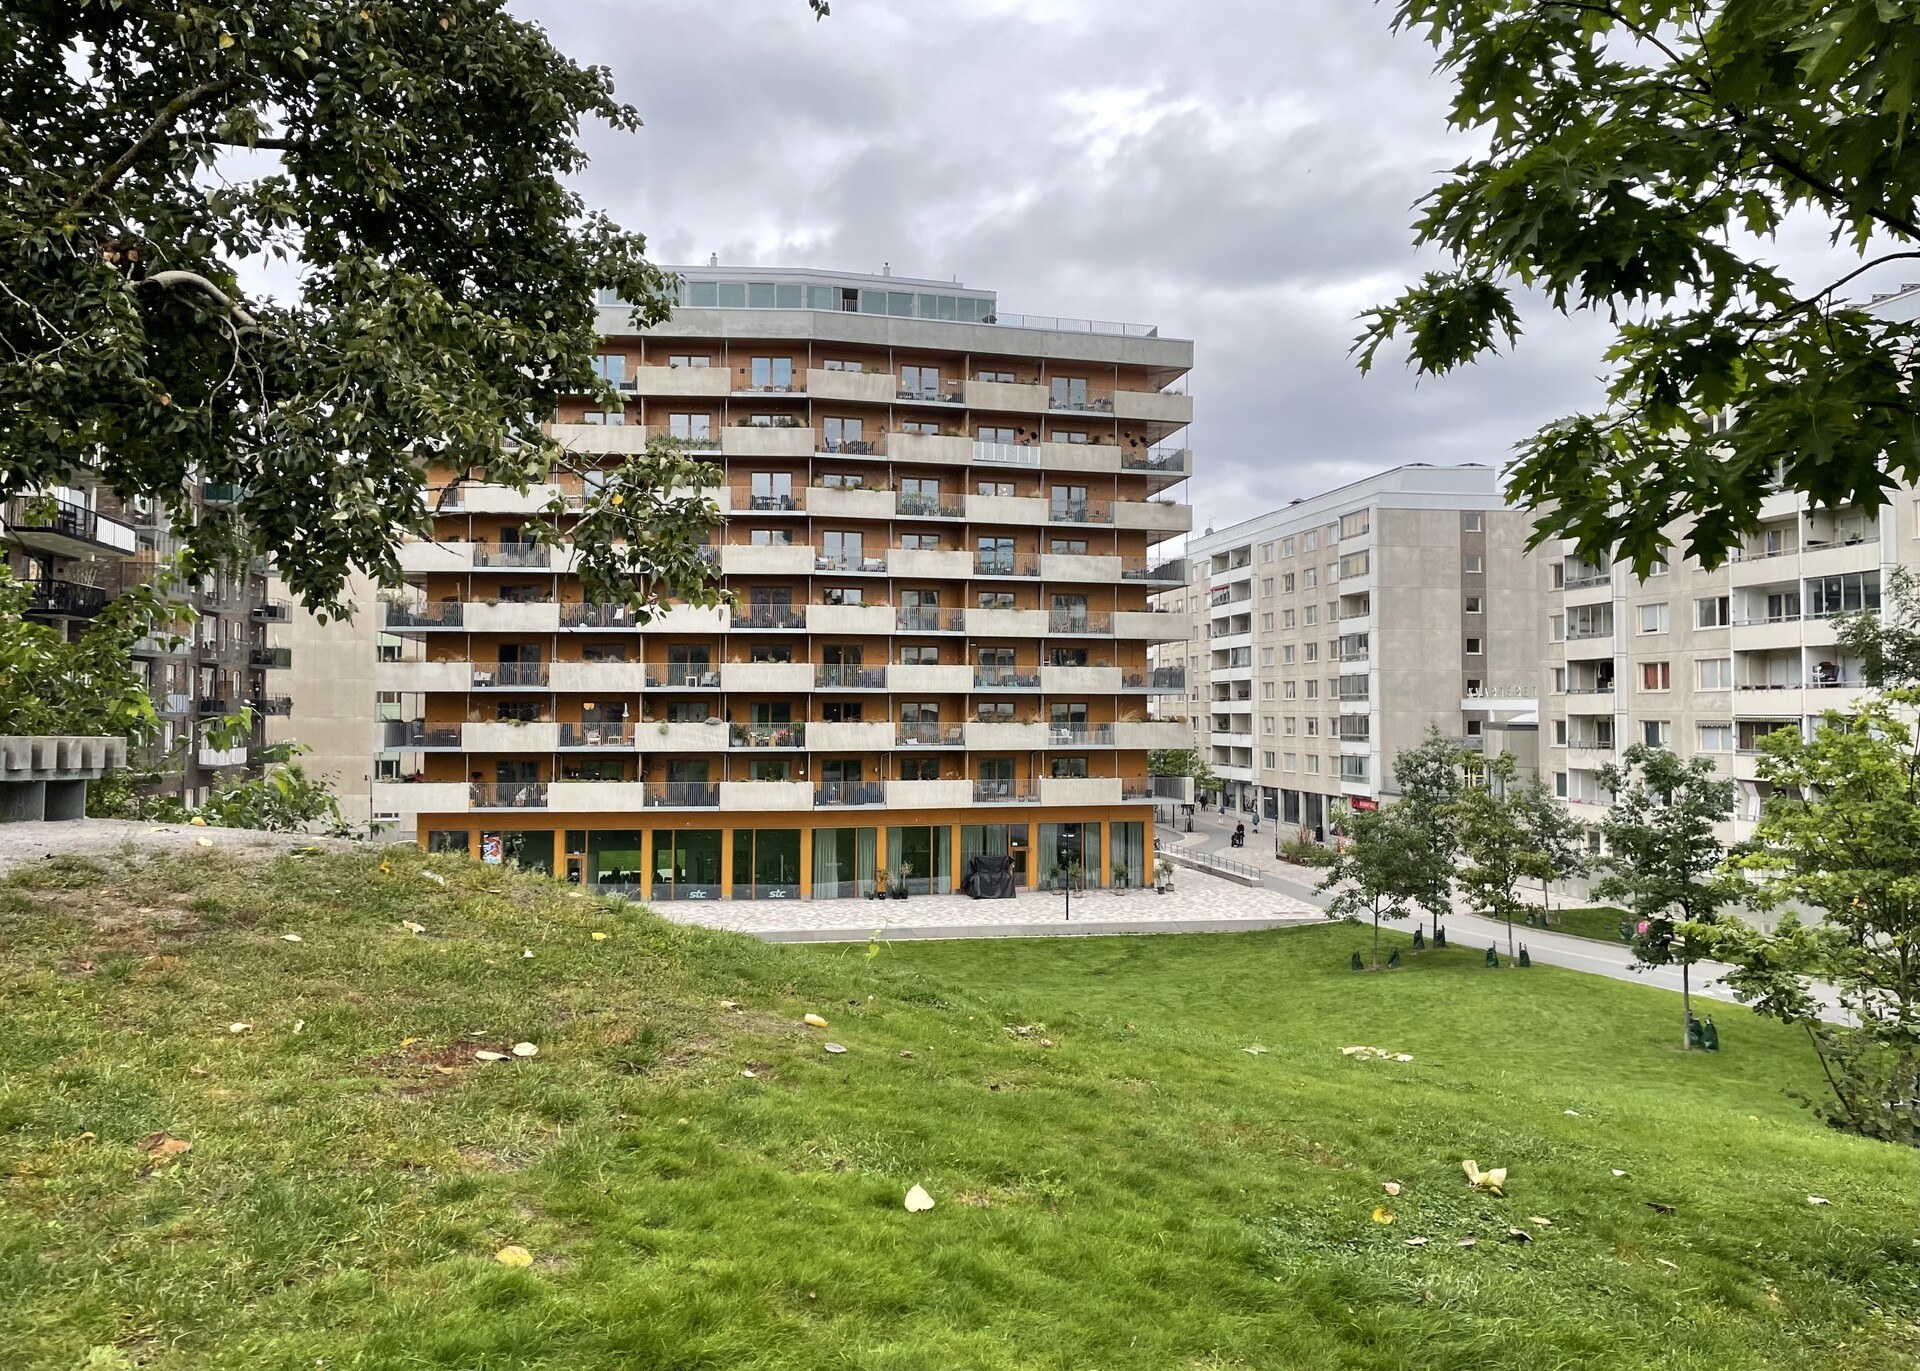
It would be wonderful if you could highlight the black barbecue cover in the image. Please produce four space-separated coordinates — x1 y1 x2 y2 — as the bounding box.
964 852 1016 899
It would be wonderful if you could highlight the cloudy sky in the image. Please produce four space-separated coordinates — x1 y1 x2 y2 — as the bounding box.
520 0 1915 539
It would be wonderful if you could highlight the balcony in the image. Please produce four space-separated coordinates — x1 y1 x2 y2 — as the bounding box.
1048 610 1113 635
1047 724 1115 747
644 665 720 689
811 550 889 575
719 661 813 693
815 664 888 690
966 721 1049 749
897 607 966 633
385 722 462 749
807 485 894 519
973 552 1041 578
730 722 806 749
372 780 471 814
1122 447 1192 476
892 432 975 466
1114 500 1192 537
888 663 974 692
1041 665 1122 693
734 606 807 630
1114 721 1188 750
197 744 249 768
807 604 894 635
721 426 815 459
887 778 973 808
197 696 237 716
969 493 1050 526
1146 667 1186 691
973 780 1038 804
249 695 294 717
467 601 560 634
1150 775 1195 803
24 580 109 619
807 367 896 404
890 547 974 579
472 544 550 569
897 722 966 747
374 660 473 692
1047 499 1113 526
3 494 138 556
964 378 1048 413
250 601 291 624
722 544 815 576
249 647 292 670
559 603 639 629
1112 389 1193 425
719 780 814 812
470 782 550 809
807 720 894 750
644 781 721 808
731 486 806 515
1040 553 1122 583
1122 557 1187 584
815 780 886 808
471 663 549 689
463 721 561 751
972 440 1043 469
973 666 1041 690
1039 776 1125 806
201 481 246 505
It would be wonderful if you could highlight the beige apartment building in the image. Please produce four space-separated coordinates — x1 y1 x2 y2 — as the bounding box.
368 265 1194 895
1178 465 1544 839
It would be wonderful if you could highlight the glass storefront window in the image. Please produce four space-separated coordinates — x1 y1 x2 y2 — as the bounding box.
813 827 877 898
732 829 802 900
590 831 643 892
653 831 721 900
960 824 1029 886
426 830 469 854
1038 822 1100 889
886 825 951 895
1110 822 1145 889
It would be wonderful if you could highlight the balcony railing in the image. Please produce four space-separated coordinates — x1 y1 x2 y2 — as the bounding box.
816 665 887 689
897 492 964 517
1122 446 1190 472
25 580 109 618
249 695 294 717
201 482 246 505
1120 779 1155 801
1048 725 1115 747
386 722 462 748
973 780 1037 803
4 495 137 551
974 554 1040 576
470 782 549 809
1733 611 1802 626
196 697 236 716
897 382 965 404
735 606 807 630
561 603 639 629
735 489 805 513
250 601 291 624
559 723 635 747
897 608 965 632
816 780 885 807
897 723 964 747
1047 500 1113 525
1561 569 1612 589
249 647 292 670
645 665 719 688
1048 610 1112 635
1121 558 1185 581
473 544 550 569
1048 394 1114 413
645 781 720 808
974 441 1040 467
814 552 888 573
385 601 463 628
1148 667 1186 690
975 667 1040 688
1564 624 1613 641
473 663 550 688
730 723 805 748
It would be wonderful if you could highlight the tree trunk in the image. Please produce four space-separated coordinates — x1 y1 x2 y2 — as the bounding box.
1373 908 1381 969
1681 961 1692 1051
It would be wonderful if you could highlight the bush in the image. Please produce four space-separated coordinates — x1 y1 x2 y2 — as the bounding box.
1279 837 1337 868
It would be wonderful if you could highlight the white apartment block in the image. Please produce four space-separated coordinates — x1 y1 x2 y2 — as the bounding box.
1177 465 1546 838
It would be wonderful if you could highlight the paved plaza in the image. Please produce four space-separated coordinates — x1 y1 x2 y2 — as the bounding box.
651 864 1323 942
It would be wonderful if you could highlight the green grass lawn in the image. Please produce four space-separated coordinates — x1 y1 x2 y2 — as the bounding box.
1540 905 1633 942
1 848 1913 1370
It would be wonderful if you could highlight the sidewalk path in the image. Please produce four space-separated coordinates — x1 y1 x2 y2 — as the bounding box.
652 863 1322 943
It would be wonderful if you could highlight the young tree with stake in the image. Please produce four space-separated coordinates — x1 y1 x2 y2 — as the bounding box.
1319 804 1441 969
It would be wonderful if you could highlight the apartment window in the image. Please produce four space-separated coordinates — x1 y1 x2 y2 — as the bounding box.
1306 755 1321 775
1807 573 1881 618
1261 647 1276 666
1696 596 1731 628
976 591 1014 609
1283 716 1297 735
667 353 710 368
821 586 864 606
1303 605 1317 626
749 356 794 390
1261 578 1274 597
1464 596 1482 614
1301 643 1317 664
1304 531 1318 552
1463 554 1483 573
1282 645 1296 666
667 413 711 441
591 354 627 386
1305 680 1319 700
1282 573 1296 594
1305 717 1320 736
1049 538 1089 555
1263 751 1277 769
1638 603 1671 634
1263 716 1275 735
822 417 865 451
901 364 943 398
1304 568 1318 589
1339 755 1369 783
1262 682 1276 700
977 480 1015 497
1260 543 1275 562
1282 609 1296 629
900 645 940 665
1283 753 1297 773
1554 771 1569 799
901 533 942 550
1261 613 1275 631
1642 720 1671 748
1697 657 1733 690
749 528 793 546
1465 637 1483 655
1549 614 1564 643
1698 722 1734 753
975 369 1015 383
1282 536 1296 557
1283 681 1297 700
1056 431 1089 444
1646 559 1669 577
1340 511 1370 539
1641 661 1672 691
1338 551 1370 579
1462 513 1482 532
1554 719 1568 745
902 421 941 435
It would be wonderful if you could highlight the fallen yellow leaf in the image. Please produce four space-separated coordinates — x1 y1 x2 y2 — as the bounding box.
803 1013 828 1028
137 1132 191 1161
494 1245 534 1267
591 931 608 942
1372 1207 1395 1225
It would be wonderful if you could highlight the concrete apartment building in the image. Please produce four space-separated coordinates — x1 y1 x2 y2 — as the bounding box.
370 265 1194 896
0 478 289 806
1179 465 1544 838
1540 282 1920 839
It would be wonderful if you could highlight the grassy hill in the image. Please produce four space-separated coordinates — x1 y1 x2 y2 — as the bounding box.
1 848 1913 1369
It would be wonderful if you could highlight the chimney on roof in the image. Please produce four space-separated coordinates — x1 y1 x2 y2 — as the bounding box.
883 261 891 277
708 252 718 267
